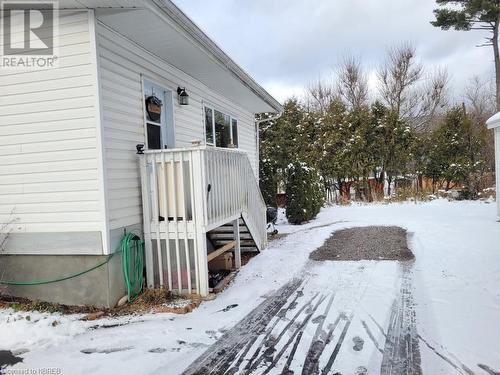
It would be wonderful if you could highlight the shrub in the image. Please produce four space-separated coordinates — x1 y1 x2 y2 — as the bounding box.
259 158 278 206
285 162 324 224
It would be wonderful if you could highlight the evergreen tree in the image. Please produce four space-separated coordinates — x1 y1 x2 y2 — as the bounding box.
285 162 324 224
315 100 351 199
259 99 307 205
432 0 500 109
424 107 485 193
370 102 415 196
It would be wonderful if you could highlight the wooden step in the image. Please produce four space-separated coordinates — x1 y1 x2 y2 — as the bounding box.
206 217 259 254
207 241 236 262
208 233 253 241
209 228 250 235
209 240 255 248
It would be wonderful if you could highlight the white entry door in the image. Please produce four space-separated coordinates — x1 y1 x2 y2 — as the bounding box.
143 79 174 149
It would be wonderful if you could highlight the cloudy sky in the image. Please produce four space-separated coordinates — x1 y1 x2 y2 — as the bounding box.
175 0 493 103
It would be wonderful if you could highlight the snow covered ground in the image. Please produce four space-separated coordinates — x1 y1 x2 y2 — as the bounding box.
1 200 499 374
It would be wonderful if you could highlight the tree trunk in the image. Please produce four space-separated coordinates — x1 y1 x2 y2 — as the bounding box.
494 18 500 110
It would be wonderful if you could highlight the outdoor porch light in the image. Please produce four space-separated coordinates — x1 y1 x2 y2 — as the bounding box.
177 87 189 105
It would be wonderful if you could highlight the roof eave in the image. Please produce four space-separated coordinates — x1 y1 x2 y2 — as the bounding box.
486 112 500 129
147 0 283 113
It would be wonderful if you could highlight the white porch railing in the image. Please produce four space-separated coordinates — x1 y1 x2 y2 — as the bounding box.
139 146 267 296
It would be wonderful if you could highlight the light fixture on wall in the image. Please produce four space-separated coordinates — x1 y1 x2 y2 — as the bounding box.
177 87 189 105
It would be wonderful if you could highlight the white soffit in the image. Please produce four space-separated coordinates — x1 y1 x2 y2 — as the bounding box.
486 112 500 130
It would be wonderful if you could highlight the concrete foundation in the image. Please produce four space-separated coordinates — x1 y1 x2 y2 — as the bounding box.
0 253 126 308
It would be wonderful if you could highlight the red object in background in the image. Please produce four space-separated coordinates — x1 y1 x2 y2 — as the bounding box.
276 193 286 208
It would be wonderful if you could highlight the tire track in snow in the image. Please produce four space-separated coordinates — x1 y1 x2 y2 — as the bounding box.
181 279 302 375
361 320 383 354
225 288 306 374
301 293 336 375
321 313 353 375
478 363 500 375
367 313 387 339
242 292 320 374
281 330 304 375
380 263 422 375
260 295 327 375
417 334 475 375
281 312 344 375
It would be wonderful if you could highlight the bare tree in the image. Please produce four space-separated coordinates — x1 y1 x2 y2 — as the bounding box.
464 76 496 123
305 78 337 114
463 76 496 170
337 56 369 109
378 43 423 117
412 68 450 131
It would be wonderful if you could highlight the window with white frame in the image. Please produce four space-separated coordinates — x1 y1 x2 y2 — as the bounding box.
204 105 238 148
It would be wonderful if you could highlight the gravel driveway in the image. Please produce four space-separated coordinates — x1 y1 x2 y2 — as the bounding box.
310 226 415 261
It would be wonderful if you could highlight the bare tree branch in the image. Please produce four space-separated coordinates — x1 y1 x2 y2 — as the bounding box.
336 55 369 109
377 42 423 118
305 78 337 114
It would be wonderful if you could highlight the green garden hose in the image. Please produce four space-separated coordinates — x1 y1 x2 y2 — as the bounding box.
0 233 144 304
0 255 117 286
120 232 144 302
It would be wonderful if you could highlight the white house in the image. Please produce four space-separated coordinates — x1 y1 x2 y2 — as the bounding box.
486 112 500 220
0 0 282 307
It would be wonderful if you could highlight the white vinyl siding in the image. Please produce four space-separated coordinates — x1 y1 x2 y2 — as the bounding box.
0 11 103 245
95 23 258 232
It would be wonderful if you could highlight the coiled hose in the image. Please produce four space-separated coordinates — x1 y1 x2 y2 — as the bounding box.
120 232 144 302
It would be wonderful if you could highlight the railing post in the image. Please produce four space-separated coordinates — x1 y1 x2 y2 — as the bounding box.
151 156 164 287
139 154 154 288
193 149 209 296
233 218 241 269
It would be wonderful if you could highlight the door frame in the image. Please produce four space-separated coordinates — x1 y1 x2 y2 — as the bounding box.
140 74 175 149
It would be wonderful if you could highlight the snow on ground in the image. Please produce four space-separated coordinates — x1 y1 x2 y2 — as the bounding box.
1 199 500 374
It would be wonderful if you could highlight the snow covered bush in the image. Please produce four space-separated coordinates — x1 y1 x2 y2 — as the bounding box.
285 162 324 224
259 158 278 206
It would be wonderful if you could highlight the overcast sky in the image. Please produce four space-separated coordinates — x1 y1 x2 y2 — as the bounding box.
175 0 493 104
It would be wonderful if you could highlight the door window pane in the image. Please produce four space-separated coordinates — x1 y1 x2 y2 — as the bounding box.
231 118 238 147
205 107 214 144
147 123 162 149
215 110 231 147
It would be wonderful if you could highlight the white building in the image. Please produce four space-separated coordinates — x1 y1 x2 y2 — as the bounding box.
486 112 500 220
0 0 282 306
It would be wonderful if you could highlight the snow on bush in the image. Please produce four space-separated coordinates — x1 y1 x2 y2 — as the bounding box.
285 161 324 224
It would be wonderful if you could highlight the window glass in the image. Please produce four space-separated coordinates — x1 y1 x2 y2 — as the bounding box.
205 107 214 144
231 118 238 147
215 110 231 147
147 123 162 149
